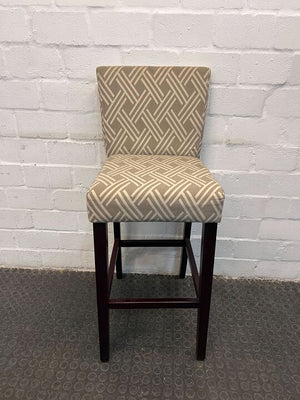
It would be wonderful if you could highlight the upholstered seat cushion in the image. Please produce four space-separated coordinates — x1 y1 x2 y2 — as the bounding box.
87 154 224 223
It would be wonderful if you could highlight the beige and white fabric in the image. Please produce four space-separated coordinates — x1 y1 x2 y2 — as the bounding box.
97 66 210 157
87 154 225 223
88 65 224 223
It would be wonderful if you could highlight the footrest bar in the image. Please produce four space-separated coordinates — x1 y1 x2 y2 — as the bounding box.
120 239 185 247
109 297 200 309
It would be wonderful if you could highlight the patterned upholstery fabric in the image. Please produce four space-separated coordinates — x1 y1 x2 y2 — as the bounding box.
97 66 210 157
87 154 225 223
87 65 224 223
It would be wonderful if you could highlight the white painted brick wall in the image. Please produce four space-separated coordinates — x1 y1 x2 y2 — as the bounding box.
0 81 40 109
289 55 300 84
0 1 299 280
32 12 89 45
0 9 31 42
90 12 150 46
265 88 300 117
153 14 213 47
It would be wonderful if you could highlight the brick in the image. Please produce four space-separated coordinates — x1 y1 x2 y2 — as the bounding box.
265 88 300 118
53 190 86 211
73 167 99 189
255 147 297 171
209 87 266 117
0 0 51 4
19 139 47 163
240 53 290 84
221 196 242 218
119 0 179 5
24 165 51 189
41 81 67 110
24 166 72 189
0 165 24 186
280 243 300 262
264 198 292 219
218 218 260 239
1 249 41 268
67 113 100 140
286 119 300 146
47 141 97 165
215 239 235 258
57 0 115 5
255 261 300 280
201 145 253 171
288 55 300 85
290 199 300 219
32 12 89 45
181 51 239 84
15 231 59 249
202 116 227 145
5 46 63 79
77 213 91 232
0 210 33 229
240 197 267 218
0 190 7 208
24 166 50 188
248 0 300 9
0 9 31 42
275 17 300 50
41 81 97 112
7 188 53 210
214 14 276 49
183 0 243 8
122 49 179 66
268 174 300 197
214 258 257 278
0 81 39 109
0 139 21 162
62 47 120 80
41 250 85 269
81 251 94 269
32 210 78 231
286 118 300 146
0 230 15 248
259 220 300 241
233 239 282 260
227 117 285 146
0 111 17 137
219 173 271 196
0 50 6 77
59 232 93 251
153 14 213 47
90 12 149 46
16 111 67 139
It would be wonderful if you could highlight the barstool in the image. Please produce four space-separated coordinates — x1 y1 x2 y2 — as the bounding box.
86 66 225 362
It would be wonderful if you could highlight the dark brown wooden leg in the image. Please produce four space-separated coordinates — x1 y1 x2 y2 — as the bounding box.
179 222 191 278
196 223 217 361
93 223 109 362
113 222 122 279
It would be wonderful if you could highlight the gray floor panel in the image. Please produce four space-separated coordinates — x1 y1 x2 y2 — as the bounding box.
0 268 299 399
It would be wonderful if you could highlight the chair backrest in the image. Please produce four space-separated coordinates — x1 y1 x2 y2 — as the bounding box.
97 66 210 157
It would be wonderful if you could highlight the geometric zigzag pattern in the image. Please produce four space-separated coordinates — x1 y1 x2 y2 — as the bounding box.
97 66 211 157
87 154 225 223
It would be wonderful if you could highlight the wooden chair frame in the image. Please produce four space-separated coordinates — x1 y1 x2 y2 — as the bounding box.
93 222 217 362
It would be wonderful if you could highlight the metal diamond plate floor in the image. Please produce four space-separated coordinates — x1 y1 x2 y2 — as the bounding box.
0 268 299 400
